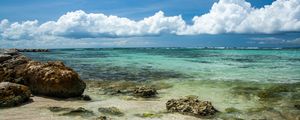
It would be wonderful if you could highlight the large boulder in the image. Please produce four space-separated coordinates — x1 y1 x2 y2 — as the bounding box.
166 96 218 117
0 50 86 98
22 61 86 98
0 82 31 107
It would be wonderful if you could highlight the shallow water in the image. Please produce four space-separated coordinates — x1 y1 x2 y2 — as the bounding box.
23 48 300 83
19 48 300 119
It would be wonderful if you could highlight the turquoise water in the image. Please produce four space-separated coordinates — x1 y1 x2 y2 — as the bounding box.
23 48 300 83
22 48 300 119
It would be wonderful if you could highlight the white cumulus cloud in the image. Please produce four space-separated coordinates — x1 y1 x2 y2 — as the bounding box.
39 10 186 38
0 0 300 40
180 0 300 34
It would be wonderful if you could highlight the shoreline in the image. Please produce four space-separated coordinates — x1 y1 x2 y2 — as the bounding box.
1 79 299 120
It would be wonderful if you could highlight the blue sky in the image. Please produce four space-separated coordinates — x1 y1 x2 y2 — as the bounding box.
0 0 300 48
0 0 274 22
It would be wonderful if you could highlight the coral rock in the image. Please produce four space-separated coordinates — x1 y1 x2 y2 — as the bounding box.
133 86 157 98
0 82 31 107
166 96 218 117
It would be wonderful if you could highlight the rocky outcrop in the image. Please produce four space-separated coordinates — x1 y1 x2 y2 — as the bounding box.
0 49 86 98
133 86 157 98
0 82 31 107
22 61 86 98
166 96 218 117
17 49 49 52
0 54 12 63
2 49 19 56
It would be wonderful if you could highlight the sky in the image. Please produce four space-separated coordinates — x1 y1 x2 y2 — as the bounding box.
0 0 300 48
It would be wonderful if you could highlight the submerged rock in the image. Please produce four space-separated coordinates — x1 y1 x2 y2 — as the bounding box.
98 107 124 116
166 96 218 117
246 107 286 120
0 82 31 107
48 106 73 112
22 61 86 98
256 84 296 101
133 86 157 98
134 112 163 118
61 107 94 117
230 86 261 100
86 80 171 98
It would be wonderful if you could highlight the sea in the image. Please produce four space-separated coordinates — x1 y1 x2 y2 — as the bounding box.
22 47 300 119
23 48 300 83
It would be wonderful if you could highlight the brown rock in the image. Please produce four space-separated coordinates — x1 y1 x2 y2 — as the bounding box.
22 61 86 98
0 55 30 83
0 50 86 98
166 96 218 117
0 82 31 107
0 54 12 63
